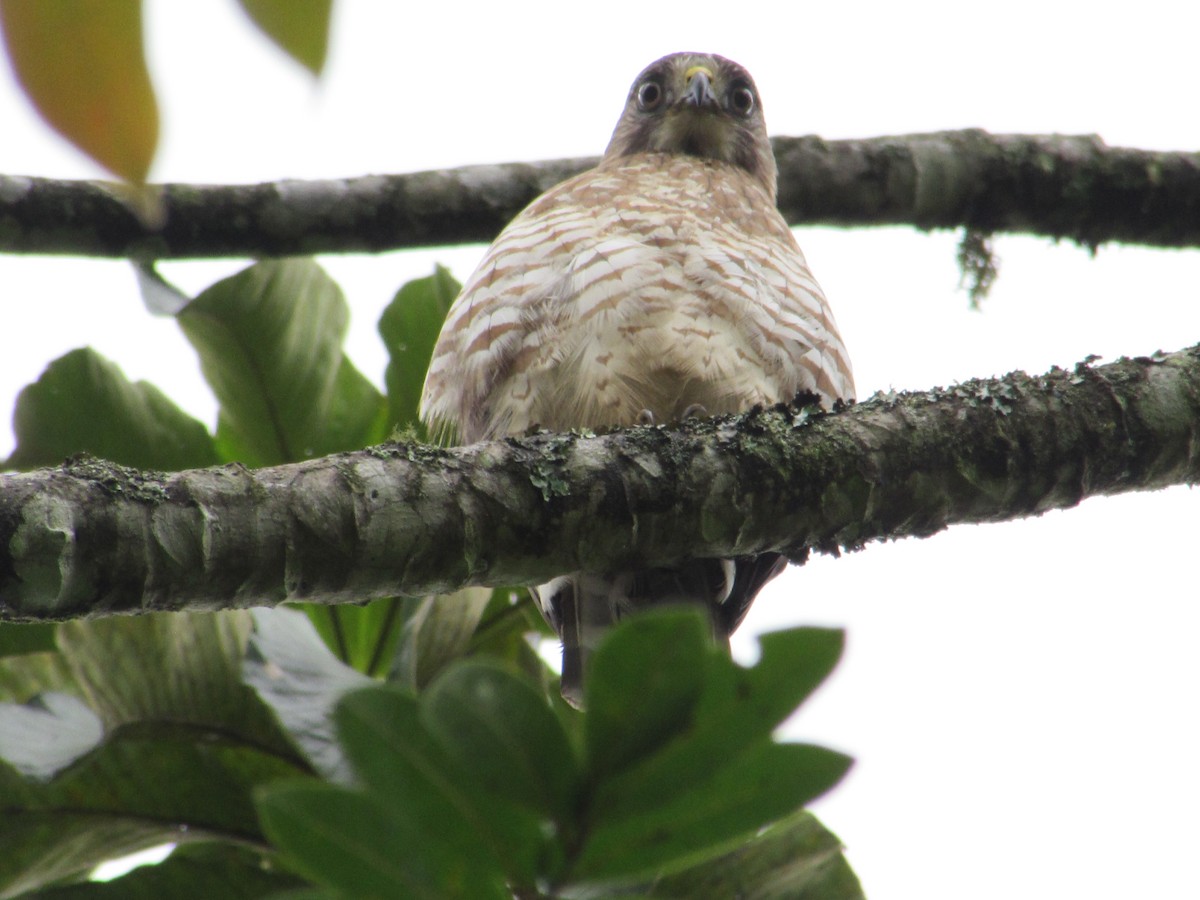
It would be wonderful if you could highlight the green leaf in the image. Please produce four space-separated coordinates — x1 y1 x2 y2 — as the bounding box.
0 648 76 704
421 660 580 822
262 663 580 897
704 625 847 744
258 781 494 900
0 730 302 896
0 612 311 895
390 587 494 689
379 266 460 437
590 626 847 819
258 683 540 898
301 596 405 677
242 607 373 782
562 617 852 888
31 844 308 899
335 686 487 854
237 0 332 75
1 815 171 899
134 260 191 315
56 612 291 757
0 622 57 657
178 259 388 467
335 686 541 884
648 811 865 900
584 609 710 782
0 0 158 182
573 742 852 884
5 347 219 471
469 590 558 689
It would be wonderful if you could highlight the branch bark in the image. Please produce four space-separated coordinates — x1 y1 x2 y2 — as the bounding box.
1 131 1197 258
3 346 1198 622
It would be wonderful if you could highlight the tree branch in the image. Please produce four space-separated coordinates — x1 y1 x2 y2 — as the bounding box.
1 131 1197 259
3 346 1198 622
773 131 1200 248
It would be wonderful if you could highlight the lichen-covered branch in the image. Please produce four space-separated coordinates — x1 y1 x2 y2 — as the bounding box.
1 131 1197 259
772 131 1200 249
2 346 1197 622
0 158 595 259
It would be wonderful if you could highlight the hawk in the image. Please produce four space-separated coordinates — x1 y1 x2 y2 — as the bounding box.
420 52 854 706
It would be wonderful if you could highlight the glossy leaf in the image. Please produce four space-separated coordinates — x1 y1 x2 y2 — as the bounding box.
379 266 460 438
243 607 372 783
0 622 57 657
303 596 405 677
0 0 158 181
1 816 173 899
56 612 291 756
335 686 542 883
0 732 301 895
0 648 75 703
421 660 580 822
134 260 191 316
237 0 332 75
258 780 504 900
461 589 556 688
573 741 852 884
258 668 574 898
590 626 846 818
699 625 847 745
32 844 308 899
584 609 709 781
177 259 387 467
0 612 311 895
390 587 493 689
5 347 219 471
561 614 852 889
279 684 545 896
648 811 865 900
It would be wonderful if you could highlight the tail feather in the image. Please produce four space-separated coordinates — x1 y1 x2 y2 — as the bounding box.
533 554 787 707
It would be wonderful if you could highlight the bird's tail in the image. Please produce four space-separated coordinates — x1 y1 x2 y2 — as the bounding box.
534 554 786 707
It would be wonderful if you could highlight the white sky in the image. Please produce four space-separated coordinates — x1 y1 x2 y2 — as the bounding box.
3 2 1200 897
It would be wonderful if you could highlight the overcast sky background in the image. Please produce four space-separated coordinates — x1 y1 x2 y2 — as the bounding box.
2 2 1199 897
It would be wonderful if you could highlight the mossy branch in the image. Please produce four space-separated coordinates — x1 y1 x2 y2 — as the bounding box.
1 131 1197 259
2 346 1198 622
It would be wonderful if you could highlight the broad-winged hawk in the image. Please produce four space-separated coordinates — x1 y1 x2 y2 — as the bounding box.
421 52 854 705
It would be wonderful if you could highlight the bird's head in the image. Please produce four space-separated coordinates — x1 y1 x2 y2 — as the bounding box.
603 52 777 199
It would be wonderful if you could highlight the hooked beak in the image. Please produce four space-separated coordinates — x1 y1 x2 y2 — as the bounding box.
681 65 718 109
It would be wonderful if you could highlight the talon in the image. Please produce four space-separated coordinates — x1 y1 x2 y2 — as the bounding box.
681 403 709 420
636 409 656 426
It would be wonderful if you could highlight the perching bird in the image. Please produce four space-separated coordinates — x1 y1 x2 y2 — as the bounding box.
420 52 854 706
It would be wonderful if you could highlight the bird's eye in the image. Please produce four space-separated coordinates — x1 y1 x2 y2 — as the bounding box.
636 80 663 111
730 85 755 116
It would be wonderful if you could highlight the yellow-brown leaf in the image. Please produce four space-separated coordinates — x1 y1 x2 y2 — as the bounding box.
237 0 331 75
0 0 158 183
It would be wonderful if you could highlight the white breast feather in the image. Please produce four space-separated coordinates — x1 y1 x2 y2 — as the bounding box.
420 156 854 443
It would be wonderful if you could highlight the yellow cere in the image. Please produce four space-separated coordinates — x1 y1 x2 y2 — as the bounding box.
683 65 714 83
